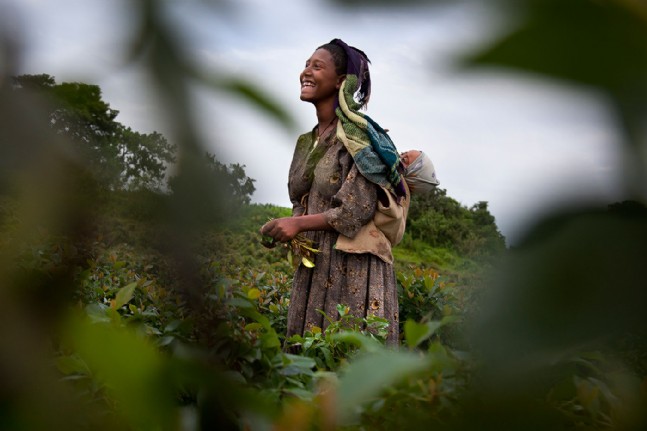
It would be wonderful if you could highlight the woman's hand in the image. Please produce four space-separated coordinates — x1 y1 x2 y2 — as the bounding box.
260 213 331 248
260 217 302 243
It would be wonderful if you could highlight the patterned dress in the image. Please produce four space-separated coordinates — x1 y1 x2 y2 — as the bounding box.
286 127 399 346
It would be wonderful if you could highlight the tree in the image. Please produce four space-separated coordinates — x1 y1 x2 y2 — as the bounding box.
405 187 506 258
12 74 175 190
469 201 506 254
120 128 175 191
168 152 256 223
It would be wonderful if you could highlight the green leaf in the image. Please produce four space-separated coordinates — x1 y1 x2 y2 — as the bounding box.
247 288 261 300
336 351 428 424
217 77 295 130
282 388 314 401
427 341 457 373
244 322 263 332
55 355 89 376
222 370 246 385
239 308 271 330
301 256 315 268
330 331 383 353
280 354 316 376
404 320 442 349
286 334 305 344
462 0 647 95
227 297 254 309
114 282 137 309
260 331 281 349
157 336 174 347
164 319 182 333
405 316 459 350
404 319 433 349
65 315 174 429
320 347 335 370
85 303 110 324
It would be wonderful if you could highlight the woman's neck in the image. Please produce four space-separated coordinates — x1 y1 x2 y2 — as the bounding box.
315 101 337 131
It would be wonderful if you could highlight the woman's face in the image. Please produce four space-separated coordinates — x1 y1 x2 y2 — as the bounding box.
300 48 344 104
400 150 421 168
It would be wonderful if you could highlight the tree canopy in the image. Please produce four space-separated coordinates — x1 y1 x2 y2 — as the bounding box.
406 187 506 258
12 74 176 191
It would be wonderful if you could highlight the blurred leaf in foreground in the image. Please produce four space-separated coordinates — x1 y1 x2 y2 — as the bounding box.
464 0 647 195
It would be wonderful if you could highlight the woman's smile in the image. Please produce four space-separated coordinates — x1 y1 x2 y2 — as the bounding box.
299 48 339 103
300 79 316 97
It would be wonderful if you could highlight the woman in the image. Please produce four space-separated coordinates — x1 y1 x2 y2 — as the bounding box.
260 39 406 346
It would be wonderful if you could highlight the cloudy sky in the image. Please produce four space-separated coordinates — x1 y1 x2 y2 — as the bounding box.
3 0 624 244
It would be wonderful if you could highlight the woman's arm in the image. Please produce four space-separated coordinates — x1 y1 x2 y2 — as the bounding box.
260 213 331 243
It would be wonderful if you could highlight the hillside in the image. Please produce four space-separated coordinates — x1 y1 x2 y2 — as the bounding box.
3 182 644 429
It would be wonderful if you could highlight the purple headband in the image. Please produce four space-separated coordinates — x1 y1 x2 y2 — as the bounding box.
330 38 371 107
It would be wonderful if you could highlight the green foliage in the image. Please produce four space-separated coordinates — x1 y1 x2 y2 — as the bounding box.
12 74 176 191
2 187 473 426
60 315 176 430
466 0 647 97
397 268 461 334
6 188 647 430
3 0 647 429
73 242 188 344
186 269 321 405
406 187 506 259
285 305 390 371
168 152 256 223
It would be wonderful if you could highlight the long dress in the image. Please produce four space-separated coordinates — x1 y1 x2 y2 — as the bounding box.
286 127 399 346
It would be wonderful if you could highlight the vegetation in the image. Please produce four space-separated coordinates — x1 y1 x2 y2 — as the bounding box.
0 186 481 428
1 67 500 429
12 74 176 191
1 0 647 429
4 185 646 429
407 187 506 260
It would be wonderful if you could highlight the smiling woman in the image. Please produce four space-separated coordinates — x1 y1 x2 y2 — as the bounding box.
260 39 407 347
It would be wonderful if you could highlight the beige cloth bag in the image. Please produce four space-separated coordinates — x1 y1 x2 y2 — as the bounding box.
335 184 410 264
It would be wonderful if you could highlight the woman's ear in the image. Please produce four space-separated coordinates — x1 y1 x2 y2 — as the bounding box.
336 74 346 89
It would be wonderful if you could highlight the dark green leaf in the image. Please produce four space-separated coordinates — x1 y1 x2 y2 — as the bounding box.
336 351 428 424
114 282 137 309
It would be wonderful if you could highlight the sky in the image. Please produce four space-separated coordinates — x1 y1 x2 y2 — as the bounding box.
2 0 625 244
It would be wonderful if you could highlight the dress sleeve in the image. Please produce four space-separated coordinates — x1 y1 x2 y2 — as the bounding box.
324 162 377 238
291 197 306 217
288 132 315 216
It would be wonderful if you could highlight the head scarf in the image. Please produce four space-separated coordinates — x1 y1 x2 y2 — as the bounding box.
329 38 371 108
323 39 406 199
403 151 440 194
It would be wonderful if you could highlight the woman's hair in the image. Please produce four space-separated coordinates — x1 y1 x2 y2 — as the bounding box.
318 42 348 76
318 39 371 109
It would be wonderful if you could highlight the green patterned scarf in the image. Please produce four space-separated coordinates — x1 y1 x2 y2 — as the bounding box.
335 75 406 198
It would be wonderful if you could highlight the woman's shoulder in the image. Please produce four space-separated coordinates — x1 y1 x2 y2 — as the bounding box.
294 128 316 153
296 133 311 143
291 129 316 161
297 126 316 143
